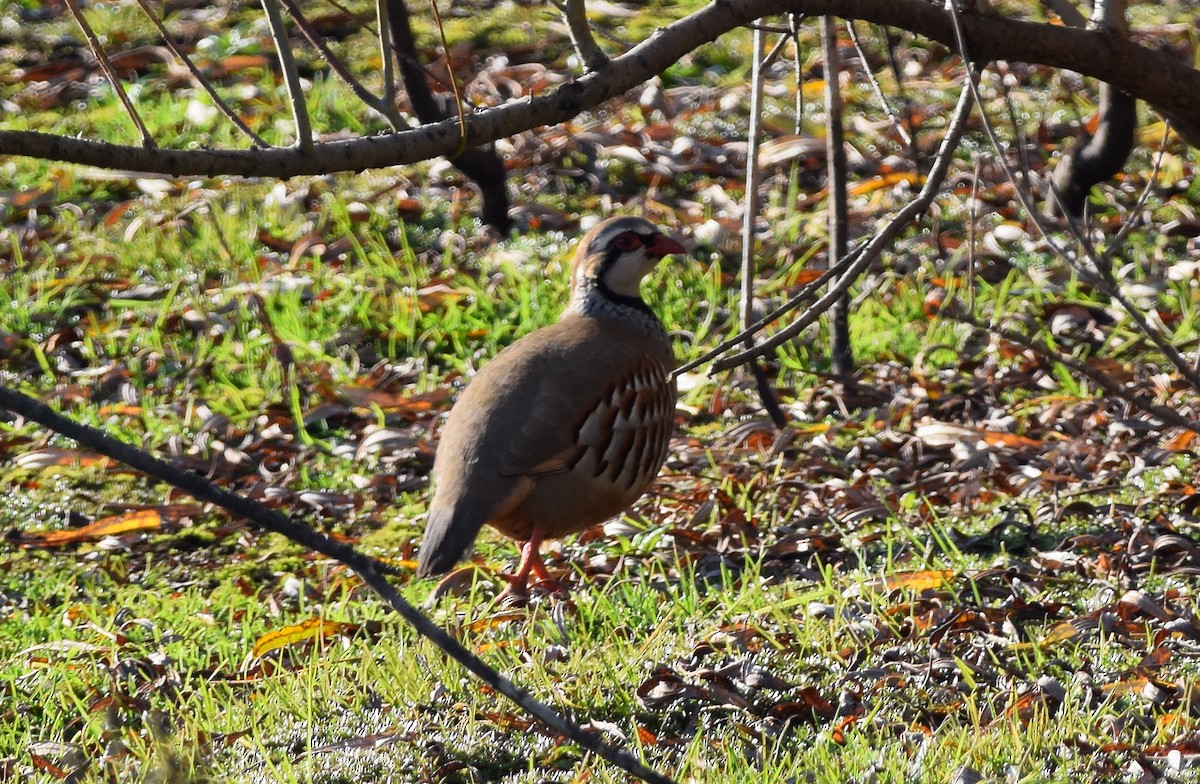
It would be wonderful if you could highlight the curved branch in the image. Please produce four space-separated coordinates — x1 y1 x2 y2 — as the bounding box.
0 384 677 784
1 0 1198 176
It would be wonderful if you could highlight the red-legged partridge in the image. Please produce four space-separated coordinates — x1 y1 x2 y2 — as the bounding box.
417 216 684 594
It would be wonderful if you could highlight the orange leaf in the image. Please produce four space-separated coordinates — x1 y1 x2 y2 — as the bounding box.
21 509 163 549
788 269 827 286
251 618 356 658
979 431 1043 449
1101 675 1152 697
97 404 143 417
337 386 450 415
848 172 920 197
417 283 472 312
1036 621 1081 649
467 611 527 633
1164 430 1197 452
211 54 270 76
879 570 956 592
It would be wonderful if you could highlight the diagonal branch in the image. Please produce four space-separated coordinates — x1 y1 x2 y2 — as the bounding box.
0 384 677 784
275 0 405 128
944 0 1200 400
63 0 156 148
846 22 912 147
131 0 270 148
676 71 975 376
555 0 611 72
261 0 314 150
941 309 1200 436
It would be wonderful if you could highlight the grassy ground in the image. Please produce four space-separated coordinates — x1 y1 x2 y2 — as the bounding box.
5 1 1200 782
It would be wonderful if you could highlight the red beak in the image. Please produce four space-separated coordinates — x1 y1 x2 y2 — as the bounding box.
645 233 686 259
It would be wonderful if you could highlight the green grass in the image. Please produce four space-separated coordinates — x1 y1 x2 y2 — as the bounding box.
6 0 1200 781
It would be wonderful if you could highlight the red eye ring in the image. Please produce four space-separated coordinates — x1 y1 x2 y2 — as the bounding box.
612 232 642 251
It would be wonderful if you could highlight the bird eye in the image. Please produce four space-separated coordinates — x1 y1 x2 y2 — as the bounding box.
612 232 642 251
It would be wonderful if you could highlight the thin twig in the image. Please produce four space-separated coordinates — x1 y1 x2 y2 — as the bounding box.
554 0 610 72
790 14 805 136
276 0 405 128
968 159 980 315
761 31 793 71
846 22 912 146
676 72 975 376
63 0 156 148
131 0 269 148
823 15 853 374
944 0 1065 256
324 0 378 36
261 0 314 150
0 385 677 784
376 0 398 116
1100 120 1171 263
1055 191 1200 393
741 17 788 429
429 0 468 158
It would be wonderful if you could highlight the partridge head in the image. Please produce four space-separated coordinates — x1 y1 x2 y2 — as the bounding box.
417 216 685 594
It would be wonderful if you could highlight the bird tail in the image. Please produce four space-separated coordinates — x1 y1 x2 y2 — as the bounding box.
416 507 478 577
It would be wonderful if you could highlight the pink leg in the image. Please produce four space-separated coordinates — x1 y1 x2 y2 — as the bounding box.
498 528 555 600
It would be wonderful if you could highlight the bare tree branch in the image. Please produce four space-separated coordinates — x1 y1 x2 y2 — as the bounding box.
63 0 156 148
740 18 788 429
823 15 852 375
384 0 510 231
3 0 1199 176
131 0 270 148
0 384 677 784
376 0 398 115
1100 120 1170 262
846 21 912 147
696 73 976 375
941 309 1200 436
946 1 1200 419
555 0 610 72
276 0 405 128
261 0 313 150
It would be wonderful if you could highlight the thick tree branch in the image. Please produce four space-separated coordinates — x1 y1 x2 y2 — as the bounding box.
1 0 1198 175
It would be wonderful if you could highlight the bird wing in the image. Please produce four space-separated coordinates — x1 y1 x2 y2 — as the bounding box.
491 324 675 484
